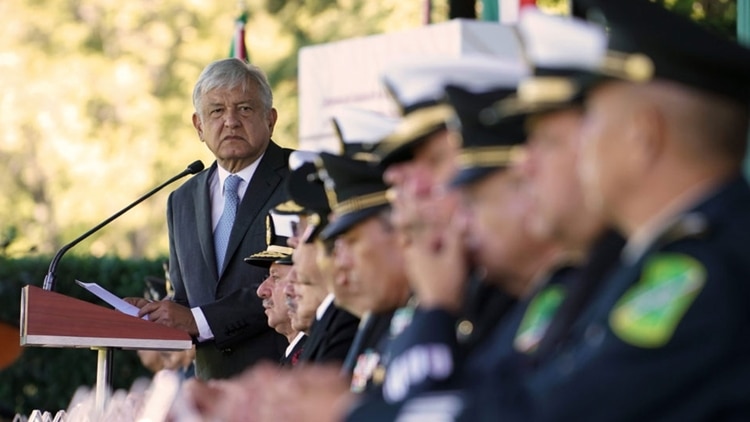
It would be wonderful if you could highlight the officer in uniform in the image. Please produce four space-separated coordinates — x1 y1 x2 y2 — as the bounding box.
320 108 410 390
274 151 360 366
369 54 547 406
510 0 750 419
244 210 304 367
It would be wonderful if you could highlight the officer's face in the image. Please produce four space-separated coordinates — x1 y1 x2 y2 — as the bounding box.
283 270 298 317
460 168 544 296
291 241 328 331
292 226 324 289
333 215 409 316
521 108 603 246
383 129 459 241
579 81 643 226
256 263 293 334
288 266 321 333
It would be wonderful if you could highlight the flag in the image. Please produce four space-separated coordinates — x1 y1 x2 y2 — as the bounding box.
481 0 536 23
499 0 536 24
229 11 249 62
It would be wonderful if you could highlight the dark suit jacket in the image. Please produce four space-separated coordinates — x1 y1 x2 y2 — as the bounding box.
280 334 308 367
167 140 292 380
298 300 359 365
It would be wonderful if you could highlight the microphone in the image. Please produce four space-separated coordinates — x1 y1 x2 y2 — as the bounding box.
42 160 205 291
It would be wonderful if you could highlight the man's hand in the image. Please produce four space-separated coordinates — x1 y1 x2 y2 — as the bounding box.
255 363 354 422
402 190 471 313
123 297 151 309
137 300 199 336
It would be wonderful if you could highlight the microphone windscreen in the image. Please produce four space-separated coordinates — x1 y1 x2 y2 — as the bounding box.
186 160 205 174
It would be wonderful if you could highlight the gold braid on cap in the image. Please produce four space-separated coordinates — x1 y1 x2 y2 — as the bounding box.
517 77 579 107
267 245 294 255
350 151 381 163
333 190 390 217
457 145 526 169
600 51 654 82
273 200 305 214
246 247 292 261
378 104 454 154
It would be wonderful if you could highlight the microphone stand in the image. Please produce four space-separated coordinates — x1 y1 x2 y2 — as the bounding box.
37 160 203 415
43 160 204 291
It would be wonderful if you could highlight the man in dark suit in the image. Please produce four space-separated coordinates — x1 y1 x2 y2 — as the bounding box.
130 58 291 380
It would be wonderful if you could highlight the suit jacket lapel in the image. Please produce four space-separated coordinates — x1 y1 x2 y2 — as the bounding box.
193 164 219 281
301 305 336 360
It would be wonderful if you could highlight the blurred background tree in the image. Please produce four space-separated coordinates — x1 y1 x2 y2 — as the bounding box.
0 0 437 260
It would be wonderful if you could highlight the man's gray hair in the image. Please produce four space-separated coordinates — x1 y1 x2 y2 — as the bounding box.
192 58 273 113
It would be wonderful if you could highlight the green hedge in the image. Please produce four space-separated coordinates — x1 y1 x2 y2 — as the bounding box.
0 255 167 416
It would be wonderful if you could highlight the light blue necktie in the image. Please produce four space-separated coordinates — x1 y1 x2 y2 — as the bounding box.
214 174 241 273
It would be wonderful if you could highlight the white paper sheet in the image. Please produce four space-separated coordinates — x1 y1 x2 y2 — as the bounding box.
75 279 141 318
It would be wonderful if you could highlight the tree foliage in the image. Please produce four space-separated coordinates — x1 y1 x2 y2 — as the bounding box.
0 0 431 260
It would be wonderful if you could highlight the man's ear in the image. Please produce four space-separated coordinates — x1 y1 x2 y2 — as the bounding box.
627 102 665 173
192 113 204 142
267 108 278 136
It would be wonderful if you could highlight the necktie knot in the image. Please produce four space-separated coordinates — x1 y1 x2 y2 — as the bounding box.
224 174 241 198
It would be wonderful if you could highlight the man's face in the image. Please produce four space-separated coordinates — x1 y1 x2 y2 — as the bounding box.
578 82 638 221
286 267 316 332
520 109 592 241
256 263 293 333
192 84 277 170
460 167 543 295
383 129 460 241
284 269 298 318
332 214 408 315
292 239 328 332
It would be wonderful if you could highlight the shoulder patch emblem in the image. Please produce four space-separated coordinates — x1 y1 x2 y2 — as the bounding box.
610 253 706 348
514 284 566 354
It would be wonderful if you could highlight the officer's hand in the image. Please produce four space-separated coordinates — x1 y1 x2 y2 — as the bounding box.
403 189 469 313
138 300 199 336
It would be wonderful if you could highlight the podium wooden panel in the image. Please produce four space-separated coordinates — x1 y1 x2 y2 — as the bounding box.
20 285 192 350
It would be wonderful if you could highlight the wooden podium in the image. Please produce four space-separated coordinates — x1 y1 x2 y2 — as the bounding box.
20 285 193 412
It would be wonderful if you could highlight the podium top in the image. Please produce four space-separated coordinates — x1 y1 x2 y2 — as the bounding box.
20 285 192 351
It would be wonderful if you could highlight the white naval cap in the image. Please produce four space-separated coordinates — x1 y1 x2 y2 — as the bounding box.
377 54 529 166
381 54 530 114
269 210 298 240
479 10 610 122
518 8 607 73
288 150 320 171
331 107 402 161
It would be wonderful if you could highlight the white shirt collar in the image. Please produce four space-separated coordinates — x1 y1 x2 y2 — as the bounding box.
316 293 335 321
285 331 306 357
215 154 265 195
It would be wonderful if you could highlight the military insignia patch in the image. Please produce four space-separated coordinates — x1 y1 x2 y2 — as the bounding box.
514 284 566 354
610 253 706 348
